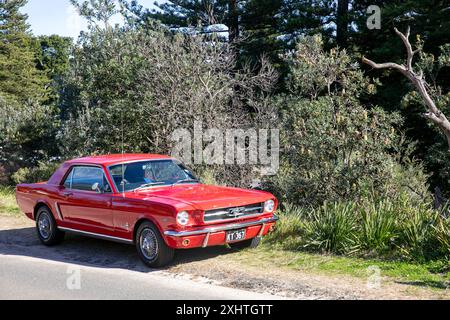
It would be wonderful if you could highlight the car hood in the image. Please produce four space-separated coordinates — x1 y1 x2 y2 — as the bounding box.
128 184 273 211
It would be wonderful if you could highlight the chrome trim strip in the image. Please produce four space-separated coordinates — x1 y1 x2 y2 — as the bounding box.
55 202 63 220
204 202 264 213
202 233 210 248
106 158 197 193
204 212 267 224
204 210 231 217
164 216 278 237
258 223 266 237
58 227 133 244
204 206 263 217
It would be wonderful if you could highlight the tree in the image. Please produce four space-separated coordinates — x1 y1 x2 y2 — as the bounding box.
336 0 349 47
363 27 450 149
35 35 72 79
59 23 277 186
0 0 49 103
239 0 283 66
70 0 117 28
266 35 427 206
33 35 72 103
123 0 230 32
0 99 60 182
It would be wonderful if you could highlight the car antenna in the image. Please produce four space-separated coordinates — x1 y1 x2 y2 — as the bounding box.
121 108 125 197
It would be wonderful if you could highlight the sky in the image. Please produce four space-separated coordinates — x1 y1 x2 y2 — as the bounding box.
21 0 162 38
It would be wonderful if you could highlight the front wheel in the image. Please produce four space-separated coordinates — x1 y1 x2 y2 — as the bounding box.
136 222 174 268
36 206 65 246
228 236 261 250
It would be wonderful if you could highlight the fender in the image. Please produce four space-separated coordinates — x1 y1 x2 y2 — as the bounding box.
33 199 54 220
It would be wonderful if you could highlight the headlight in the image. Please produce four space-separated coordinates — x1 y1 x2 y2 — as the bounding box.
264 199 275 212
176 211 189 225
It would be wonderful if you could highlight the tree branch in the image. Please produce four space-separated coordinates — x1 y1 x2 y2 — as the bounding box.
362 27 450 151
394 27 415 71
361 57 407 74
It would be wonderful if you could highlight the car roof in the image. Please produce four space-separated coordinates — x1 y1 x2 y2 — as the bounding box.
65 154 173 166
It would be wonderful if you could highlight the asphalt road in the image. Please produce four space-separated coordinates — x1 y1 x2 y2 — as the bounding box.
0 254 282 300
0 216 285 300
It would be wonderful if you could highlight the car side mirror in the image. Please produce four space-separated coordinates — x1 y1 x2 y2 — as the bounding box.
91 182 101 193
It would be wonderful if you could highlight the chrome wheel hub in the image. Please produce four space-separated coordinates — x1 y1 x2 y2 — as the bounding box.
140 228 158 261
38 213 51 239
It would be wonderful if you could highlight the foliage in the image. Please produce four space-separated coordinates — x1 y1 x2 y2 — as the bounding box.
359 199 398 254
120 0 335 71
0 0 50 103
302 201 359 254
406 42 450 193
70 0 117 28
0 99 60 181
59 23 277 186
0 186 20 216
269 196 449 264
266 36 429 207
11 161 60 184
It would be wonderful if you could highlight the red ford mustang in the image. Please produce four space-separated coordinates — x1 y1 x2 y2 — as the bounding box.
15 154 278 267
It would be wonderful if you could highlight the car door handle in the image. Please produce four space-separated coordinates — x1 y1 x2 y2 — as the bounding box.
62 192 73 198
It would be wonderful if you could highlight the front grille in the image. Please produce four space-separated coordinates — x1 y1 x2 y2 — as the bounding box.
204 203 264 222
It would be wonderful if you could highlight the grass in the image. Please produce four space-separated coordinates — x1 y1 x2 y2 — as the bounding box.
0 186 21 217
232 244 450 291
269 198 449 263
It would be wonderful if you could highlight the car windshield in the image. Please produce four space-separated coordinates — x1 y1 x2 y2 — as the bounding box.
109 159 198 192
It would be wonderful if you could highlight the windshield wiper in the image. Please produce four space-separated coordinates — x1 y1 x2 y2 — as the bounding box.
134 182 166 192
172 178 199 186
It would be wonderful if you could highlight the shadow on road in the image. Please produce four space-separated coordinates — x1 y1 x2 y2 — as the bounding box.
0 226 234 272
394 280 449 290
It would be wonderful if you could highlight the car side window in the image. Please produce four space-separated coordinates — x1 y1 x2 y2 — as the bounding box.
63 169 73 189
63 166 112 193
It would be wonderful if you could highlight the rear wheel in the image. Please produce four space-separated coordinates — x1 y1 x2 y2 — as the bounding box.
136 222 174 268
36 206 65 246
228 236 261 250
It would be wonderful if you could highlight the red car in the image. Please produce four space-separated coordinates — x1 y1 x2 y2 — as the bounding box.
15 154 278 267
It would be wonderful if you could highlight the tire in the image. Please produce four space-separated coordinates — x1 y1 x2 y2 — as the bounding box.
36 206 65 246
136 221 174 268
228 236 261 250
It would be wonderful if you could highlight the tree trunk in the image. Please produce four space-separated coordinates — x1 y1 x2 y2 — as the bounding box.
228 0 239 43
336 0 349 47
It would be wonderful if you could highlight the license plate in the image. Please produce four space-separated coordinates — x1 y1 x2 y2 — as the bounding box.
226 229 246 242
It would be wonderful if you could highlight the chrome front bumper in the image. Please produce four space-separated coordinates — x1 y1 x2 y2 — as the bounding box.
164 215 279 247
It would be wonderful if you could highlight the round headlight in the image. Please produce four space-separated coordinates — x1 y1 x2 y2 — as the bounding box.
264 199 275 212
176 211 189 225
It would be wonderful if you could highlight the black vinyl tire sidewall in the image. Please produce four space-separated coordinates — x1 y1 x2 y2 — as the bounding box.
36 207 64 246
136 222 174 268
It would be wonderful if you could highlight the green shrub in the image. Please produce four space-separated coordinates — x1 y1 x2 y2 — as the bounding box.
266 203 307 250
271 195 449 264
302 202 359 255
359 199 398 254
11 162 60 184
431 214 450 260
265 36 430 208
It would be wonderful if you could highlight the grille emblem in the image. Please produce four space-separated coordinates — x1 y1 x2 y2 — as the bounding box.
228 207 246 217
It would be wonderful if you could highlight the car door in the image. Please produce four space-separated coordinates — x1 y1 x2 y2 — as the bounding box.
58 165 114 234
